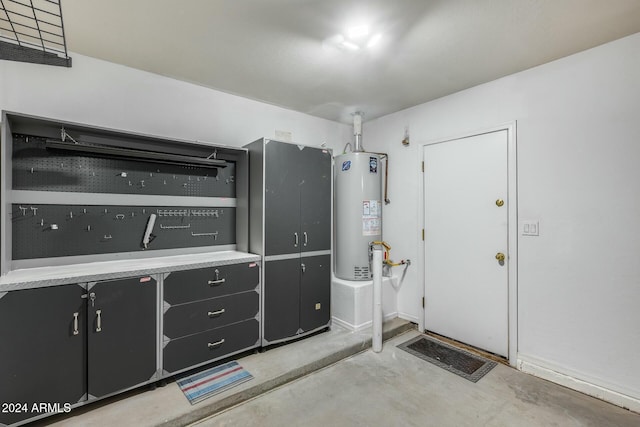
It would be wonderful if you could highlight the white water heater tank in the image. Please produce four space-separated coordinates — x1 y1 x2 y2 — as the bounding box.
335 152 382 280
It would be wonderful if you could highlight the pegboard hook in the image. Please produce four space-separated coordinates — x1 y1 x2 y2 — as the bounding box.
60 126 78 144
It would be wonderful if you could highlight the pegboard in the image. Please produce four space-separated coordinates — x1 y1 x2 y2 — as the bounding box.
12 134 236 198
12 204 236 259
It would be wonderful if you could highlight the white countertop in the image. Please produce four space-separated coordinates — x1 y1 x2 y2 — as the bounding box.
0 251 261 291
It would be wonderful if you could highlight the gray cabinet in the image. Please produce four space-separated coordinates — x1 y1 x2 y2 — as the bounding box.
0 276 157 425
0 285 86 426
0 111 256 425
299 255 331 332
263 258 302 341
246 139 332 345
162 262 261 374
87 276 157 399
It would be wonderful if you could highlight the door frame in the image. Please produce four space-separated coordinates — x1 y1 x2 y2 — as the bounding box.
418 121 518 366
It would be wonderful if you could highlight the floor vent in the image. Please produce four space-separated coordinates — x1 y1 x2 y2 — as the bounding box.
397 335 497 382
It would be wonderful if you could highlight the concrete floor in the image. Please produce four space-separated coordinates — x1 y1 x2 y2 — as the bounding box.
33 319 412 427
193 330 640 427
32 322 639 427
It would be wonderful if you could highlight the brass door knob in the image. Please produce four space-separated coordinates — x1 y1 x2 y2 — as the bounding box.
496 199 504 207
495 252 505 262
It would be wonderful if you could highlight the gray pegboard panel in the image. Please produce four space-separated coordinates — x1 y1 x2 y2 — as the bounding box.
12 204 236 260
11 134 236 198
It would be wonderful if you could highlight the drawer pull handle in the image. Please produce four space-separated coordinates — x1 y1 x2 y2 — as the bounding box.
73 312 79 336
208 339 225 348
96 310 102 332
208 268 225 285
208 309 226 317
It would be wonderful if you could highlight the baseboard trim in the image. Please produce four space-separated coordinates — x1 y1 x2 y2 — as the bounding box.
332 312 399 332
397 312 420 325
518 358 640 414
330 317 355 331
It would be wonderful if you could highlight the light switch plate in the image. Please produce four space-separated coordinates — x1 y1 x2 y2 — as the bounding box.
522 220 540 236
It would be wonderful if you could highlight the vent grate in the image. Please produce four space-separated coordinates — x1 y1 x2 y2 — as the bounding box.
353 266 370 280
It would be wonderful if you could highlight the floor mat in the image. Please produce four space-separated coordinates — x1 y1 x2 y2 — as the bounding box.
177 360 253 404
397 335 497 382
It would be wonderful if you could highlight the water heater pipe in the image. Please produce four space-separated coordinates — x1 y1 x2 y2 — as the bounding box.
374 152 390 204
353 112 364 152
372 245 383 353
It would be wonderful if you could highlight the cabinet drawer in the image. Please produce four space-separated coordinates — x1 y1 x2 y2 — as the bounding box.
163 319 259 374
164 291 259 339
164 262 259 304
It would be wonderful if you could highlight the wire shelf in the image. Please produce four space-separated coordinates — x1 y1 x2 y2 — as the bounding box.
0 0 71 65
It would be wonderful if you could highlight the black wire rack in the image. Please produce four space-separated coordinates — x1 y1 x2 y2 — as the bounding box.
0 0 71 66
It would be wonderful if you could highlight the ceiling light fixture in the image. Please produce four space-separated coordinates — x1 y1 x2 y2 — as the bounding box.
324 24 383 52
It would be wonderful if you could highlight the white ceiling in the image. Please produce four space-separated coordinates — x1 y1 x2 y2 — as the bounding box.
60 0 640 124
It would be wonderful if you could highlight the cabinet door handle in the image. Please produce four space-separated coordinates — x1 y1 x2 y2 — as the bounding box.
207 308 226 317
208 278 226 285
294 232 299 247
303 232 308 247
73 312 79 336
96 309 102 332
207 339 225 348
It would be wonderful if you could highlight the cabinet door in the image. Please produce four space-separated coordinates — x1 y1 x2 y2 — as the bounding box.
0 285 86 426
264 258 301 342
264 141 302 256
300 147 332 253
300 255 331 332
87 276 157 398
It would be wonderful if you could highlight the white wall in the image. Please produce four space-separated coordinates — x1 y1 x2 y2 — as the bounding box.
364 33 640 403
0 53 350 151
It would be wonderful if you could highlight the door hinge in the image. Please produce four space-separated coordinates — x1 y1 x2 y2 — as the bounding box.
422 229 425 241
421 161 424 172
422 297 425 308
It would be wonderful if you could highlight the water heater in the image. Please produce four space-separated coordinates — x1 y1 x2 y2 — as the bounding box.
335 152 382 280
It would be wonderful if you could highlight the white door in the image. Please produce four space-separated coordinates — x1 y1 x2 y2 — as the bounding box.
424 130 509 357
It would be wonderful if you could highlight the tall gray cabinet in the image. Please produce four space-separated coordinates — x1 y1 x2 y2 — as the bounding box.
246 139 332 345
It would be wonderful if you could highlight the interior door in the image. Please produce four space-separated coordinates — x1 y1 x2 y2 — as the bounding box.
424 130 509 357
